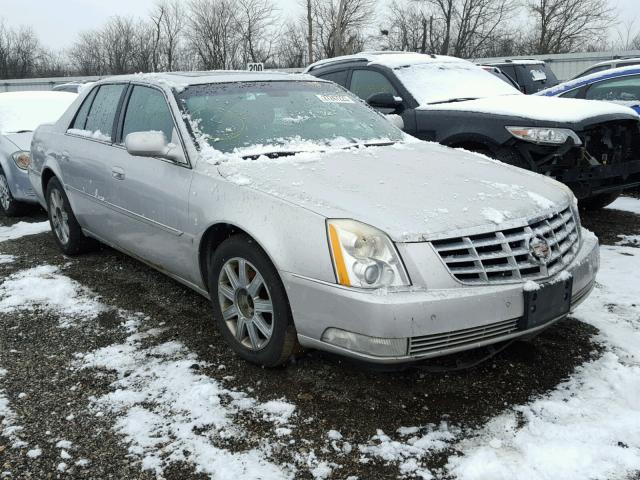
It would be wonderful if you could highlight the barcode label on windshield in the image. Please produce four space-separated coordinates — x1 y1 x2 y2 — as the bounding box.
316 94 354 104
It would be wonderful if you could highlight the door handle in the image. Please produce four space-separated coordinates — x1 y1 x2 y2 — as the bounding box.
111 167 125 181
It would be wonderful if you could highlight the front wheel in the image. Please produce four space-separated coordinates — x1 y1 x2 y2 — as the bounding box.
45 177 95 255
580 191 622 210
208 234 298 367
0 171 23 217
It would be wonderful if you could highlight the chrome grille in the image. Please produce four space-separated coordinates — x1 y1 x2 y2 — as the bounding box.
409 319 519 356
432 206 580 284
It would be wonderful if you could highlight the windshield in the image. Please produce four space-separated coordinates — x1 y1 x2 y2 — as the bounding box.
393 61 520 106
177 81 404 155
0 91 77 134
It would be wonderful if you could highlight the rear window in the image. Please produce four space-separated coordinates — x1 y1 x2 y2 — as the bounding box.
83 84 126 140
518 64 558 92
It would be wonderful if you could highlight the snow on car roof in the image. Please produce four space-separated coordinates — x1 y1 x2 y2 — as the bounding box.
537 64 640 97
108 70 322 91
482 59 546 66
305 51 468 72
0 91 77 134
586 57 640 69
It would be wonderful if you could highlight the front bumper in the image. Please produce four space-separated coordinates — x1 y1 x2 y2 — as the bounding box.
285 230 599 364
7 164 38 203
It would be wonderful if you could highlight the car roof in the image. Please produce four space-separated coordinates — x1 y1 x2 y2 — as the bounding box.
95 70 324 89
586 57 640 69
304 51 470 72
538 64 640 97
482 59 545 66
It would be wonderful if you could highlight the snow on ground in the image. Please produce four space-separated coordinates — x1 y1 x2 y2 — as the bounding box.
0 369 27 450
446 245 640 480
0 265 106 328
607 196 640 215
0 261 300 478
0 222 49 242
77 330 297 479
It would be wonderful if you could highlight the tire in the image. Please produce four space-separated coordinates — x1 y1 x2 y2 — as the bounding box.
45 177 95 255
580 191 622 210
208 234 298 367
0 171 23 217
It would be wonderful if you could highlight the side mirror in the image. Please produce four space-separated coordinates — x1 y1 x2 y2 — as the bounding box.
367 92 403 110
125 131 178 161
385 114 404 130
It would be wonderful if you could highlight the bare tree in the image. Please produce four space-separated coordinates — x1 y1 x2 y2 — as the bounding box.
313 0 376 58
150 0 184 71
236 0 279 64
526 0 615 54
276 20 309 67
383 0 430 52
186 0 242 70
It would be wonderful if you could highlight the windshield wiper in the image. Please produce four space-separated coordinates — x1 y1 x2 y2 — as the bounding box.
241 150 301 160
428 97 478 105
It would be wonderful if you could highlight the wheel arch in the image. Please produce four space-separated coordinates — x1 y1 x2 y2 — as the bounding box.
442 133 500 155
198 222 281 293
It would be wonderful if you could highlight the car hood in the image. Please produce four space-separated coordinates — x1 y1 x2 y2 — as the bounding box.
216 142 572 242
417 94 639 123
3 132 33 151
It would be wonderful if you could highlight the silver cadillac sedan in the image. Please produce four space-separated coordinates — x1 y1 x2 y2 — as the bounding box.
29 72 599 366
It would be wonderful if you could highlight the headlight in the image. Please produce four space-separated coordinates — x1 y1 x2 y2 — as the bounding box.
506 127 582 146
327 219 410 289
11 151 31 170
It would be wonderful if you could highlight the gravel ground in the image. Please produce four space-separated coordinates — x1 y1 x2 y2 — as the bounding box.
0 199 638 479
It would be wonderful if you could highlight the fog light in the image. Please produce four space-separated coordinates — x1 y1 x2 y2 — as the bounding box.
321 328 407 357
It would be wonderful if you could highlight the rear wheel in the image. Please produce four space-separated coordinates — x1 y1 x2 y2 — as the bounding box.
45 177 95 255
0 171 23 217
580 191 622 210
208 234 298 367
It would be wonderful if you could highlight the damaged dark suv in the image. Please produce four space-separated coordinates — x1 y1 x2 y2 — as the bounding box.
306 52 640 209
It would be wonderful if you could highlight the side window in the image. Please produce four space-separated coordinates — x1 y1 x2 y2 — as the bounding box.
585 75 640 102
559 87 582 99
318 70 348 87
70 87 98 130
349 69 397 101
84 84 126 139
121 86 176 143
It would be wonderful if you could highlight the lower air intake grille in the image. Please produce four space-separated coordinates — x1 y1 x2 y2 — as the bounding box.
409 319 519 357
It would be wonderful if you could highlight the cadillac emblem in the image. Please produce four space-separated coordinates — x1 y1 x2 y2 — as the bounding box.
528 234 552 264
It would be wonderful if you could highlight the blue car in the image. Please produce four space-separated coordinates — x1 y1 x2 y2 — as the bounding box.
537 65 640 114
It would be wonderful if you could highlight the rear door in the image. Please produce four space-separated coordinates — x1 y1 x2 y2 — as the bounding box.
63 83 128 238
107 84 194 281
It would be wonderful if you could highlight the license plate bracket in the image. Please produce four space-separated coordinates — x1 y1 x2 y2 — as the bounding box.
521 277 573 330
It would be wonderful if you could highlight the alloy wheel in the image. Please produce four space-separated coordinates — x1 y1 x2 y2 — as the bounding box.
218 257 274 351
49 188 70 245
0 174 11 211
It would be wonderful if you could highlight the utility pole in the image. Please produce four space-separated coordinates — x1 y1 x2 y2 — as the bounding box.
307 0 313 63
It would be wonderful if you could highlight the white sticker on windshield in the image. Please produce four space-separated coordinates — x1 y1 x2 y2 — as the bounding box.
316 94 355 104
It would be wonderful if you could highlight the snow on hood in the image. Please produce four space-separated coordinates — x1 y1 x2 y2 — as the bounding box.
417 94 639 122
0 91 77 134
215 142 572 242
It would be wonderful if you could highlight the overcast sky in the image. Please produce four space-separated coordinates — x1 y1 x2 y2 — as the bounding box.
2 0 638 51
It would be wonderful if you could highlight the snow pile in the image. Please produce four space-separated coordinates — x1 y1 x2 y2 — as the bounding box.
359 423 459 478
606 196 640 215
0 254 15 264
446 245 640 480
0 369 27 450
0 222 50 242
78 332 296 479
481 207 511 225
0 265 106 328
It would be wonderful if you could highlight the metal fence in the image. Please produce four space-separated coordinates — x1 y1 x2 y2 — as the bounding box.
0 75 104 92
